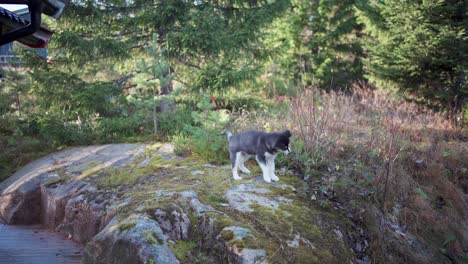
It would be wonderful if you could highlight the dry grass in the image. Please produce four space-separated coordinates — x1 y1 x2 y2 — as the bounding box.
234 83 467 263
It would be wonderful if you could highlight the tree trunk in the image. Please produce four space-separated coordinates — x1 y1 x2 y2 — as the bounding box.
158 30 175 113
159 66 174 112
15 91 21 115
153 103 158 136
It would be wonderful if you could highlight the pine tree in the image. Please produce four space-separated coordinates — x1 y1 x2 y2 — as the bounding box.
309 0 364 89
132 35 174 135
54 0 290 92
355 0 467 123
16 0 289 137
263 0 364 89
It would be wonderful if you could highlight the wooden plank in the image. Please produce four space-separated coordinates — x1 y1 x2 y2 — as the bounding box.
0 224 83 263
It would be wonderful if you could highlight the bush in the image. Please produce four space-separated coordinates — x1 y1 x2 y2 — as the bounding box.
282 85 468 263
182 108 230 164
187 127 229 164
157 110 195 140
0 135 51 181
174 93 266 112
172 133 192 157
96 116 143 142
0 114 18 136
175 95 231 163
35 113 95 146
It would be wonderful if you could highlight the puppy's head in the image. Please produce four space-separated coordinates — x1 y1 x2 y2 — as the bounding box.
275 130 292 155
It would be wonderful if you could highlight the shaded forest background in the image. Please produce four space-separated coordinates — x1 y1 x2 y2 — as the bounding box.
0 1 467 262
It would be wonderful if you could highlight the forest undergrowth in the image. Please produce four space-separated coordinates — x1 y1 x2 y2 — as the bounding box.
233 83 467 263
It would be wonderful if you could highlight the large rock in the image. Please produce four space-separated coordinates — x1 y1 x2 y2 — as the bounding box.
153 205 191 240
1 143 356 264
150 190 217 241
198 214 268 264
224 177 293 213
0 147 78 224
55 185 116 243
220 226 267 264
0 144 144 225
150 190 268 264
83 214 179 264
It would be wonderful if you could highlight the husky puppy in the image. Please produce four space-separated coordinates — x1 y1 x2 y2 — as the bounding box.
224 130 291 183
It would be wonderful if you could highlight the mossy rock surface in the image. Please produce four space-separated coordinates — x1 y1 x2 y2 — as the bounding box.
1 143 356 263
88 143 355 263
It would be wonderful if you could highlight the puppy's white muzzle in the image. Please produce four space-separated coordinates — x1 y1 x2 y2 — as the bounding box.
283 146 291 155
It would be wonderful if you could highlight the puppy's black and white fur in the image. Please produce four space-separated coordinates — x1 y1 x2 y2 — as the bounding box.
224 130 291 183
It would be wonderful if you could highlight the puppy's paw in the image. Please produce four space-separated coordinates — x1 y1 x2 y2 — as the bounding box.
241 168 251 174
271 175 279 182
263 176 272 183
233 175 243 180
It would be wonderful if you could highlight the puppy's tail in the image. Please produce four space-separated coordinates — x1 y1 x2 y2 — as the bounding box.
222 130 233 141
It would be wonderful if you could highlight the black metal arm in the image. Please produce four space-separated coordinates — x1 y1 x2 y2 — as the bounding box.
0 0 43 46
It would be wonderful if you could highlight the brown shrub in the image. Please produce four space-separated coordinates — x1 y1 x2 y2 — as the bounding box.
281 84 468 263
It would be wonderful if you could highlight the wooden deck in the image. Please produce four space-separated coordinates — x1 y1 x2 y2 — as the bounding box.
0 224 83 264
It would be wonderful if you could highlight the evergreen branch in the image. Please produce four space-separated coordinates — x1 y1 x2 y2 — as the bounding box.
175 57 201 70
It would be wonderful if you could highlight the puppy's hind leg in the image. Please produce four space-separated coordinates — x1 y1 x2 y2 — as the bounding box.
239 153 251 174
230 151 243 180
256 154 271 183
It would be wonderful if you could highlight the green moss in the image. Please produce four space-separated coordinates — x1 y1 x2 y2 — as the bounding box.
98 150 184 187
319 200 331 209
205 212 238 232
101 167 149 187
144 143 164 154
118 221 136 232
241 234 261 249
141 230 163 245
205 197 350 263
44 177 65 187
88 161 99 167
205 192 229 205
227 239 245 252
78 165 105 180
188 213 199 226
147 255 155 264
244 200 352 263
118 194 176 219
168 240 197 261
277 173 301 186
220 229 234 241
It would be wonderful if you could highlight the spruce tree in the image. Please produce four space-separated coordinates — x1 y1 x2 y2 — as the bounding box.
263 0 364 89
18 0 289 137
53 0 290 92
355 0 467 122
309 0 364 89
132 35 174 136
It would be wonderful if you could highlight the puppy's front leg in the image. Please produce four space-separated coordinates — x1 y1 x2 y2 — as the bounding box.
266 153 279 182
256 154 271 183
269 160 279 182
